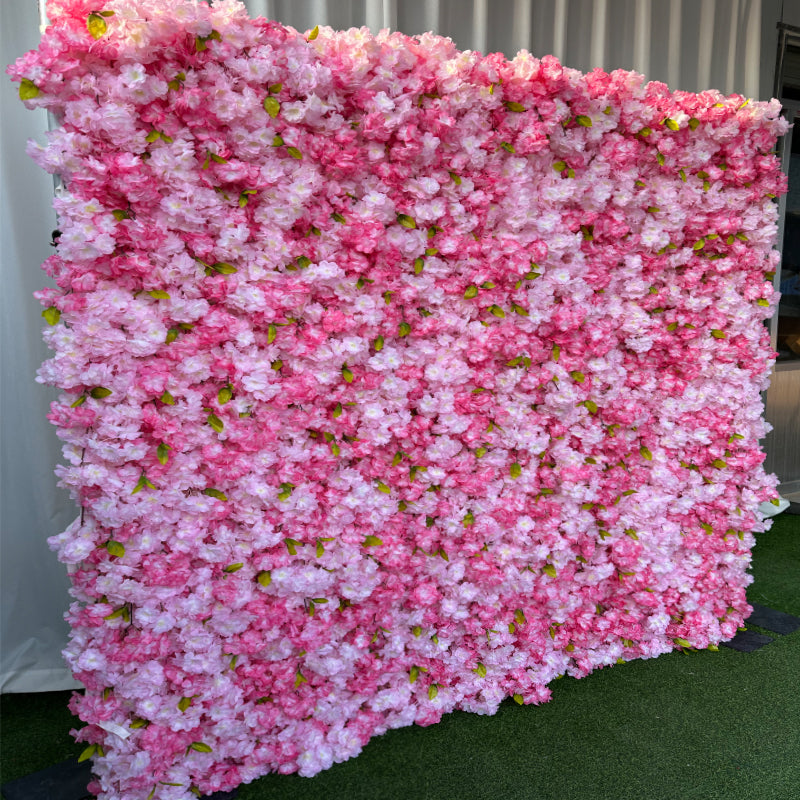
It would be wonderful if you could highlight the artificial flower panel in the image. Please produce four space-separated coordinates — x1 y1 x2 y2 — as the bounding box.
10 1 787 797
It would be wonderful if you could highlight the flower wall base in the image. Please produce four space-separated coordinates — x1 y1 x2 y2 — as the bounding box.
8 2 787 798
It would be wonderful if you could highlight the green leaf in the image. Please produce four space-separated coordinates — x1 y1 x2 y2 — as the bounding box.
543 564 557 578
284 537 300 555
165 328 179 343
399 321 411 337
223 563 243 573
552 345 560 362
189 742 212 753
710 329 726 339
464 285 479 299
553 160 567 172
449 171 462 185
178 697 192 712
332 402 343 418
207 413 224 433
147 290 170 299
409 666 419 684
308 24 320 40
160 390 175 405
42 307 60 325
711 458 727 469
674 638 692 648
286 146 303 160
202 488 228 501
488 305 505 318
413 257 424 274
283 538 300 556
106 540 125 558
130 717 147 729
376 481 391 494
78 744 97 763
332 212 346 224
363 535 383 546
510 462 522 478
341 365 354 383
87 13 108 39
428 684 439 700
256 570 272 587
218 386 232 405
640 445 653 461
156 442 170 465
210 262 237 274
397 214 416 229
575 115 592 127
373 336 384 352
505 101 526 112
474 662 487 677
145 129 160 143
569 371 585 383
500 141 515 153
277 482 295 501
664 118 679 131
90 387 112 399
19 78 40 101
462 511 475 527
688 117 700 130
263 96 280 118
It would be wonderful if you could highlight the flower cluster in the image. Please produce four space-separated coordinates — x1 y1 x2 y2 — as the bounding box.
9 1 787 797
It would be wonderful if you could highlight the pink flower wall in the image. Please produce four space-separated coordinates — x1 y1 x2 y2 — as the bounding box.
9 1 788 797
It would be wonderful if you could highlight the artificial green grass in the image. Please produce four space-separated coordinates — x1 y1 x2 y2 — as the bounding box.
749 510 800 616
2 513 798 800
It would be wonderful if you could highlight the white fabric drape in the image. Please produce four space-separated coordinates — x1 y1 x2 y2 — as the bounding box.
0 0 783 692
1 0 81 692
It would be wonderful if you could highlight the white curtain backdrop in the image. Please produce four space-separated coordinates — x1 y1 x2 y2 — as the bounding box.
0 0 785 693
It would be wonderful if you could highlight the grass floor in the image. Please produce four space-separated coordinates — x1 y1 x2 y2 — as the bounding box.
2 513 798 800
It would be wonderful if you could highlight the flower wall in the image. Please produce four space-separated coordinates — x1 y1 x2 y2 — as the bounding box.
9 1 788 798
